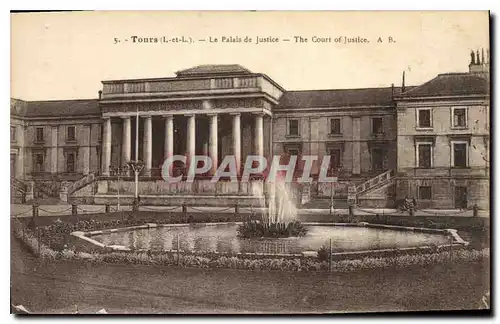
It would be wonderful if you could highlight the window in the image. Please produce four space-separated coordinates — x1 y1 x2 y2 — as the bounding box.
452 142 468 168
417 108 432 128
66 152 75 173
418 186 432 200
35 127 44 142
330 118 341 134
452 108 467 128
67 126 76 141
371 117 383 134
33 153 44 172
288 119 299 136
10 126 16 142
417 143 432 168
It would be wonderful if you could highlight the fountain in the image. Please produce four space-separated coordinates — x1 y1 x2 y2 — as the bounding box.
237 176 307 239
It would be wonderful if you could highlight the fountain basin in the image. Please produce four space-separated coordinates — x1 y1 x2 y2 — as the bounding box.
74 222 467 256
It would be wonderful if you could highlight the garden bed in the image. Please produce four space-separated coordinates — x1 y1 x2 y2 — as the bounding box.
12 215 488 273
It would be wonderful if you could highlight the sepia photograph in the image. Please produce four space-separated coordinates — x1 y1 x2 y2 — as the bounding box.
9 10 490 314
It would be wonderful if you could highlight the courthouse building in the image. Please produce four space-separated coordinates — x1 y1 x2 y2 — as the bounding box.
10 52 490 209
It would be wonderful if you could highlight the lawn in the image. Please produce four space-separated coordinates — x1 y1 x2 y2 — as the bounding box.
11 234 490 314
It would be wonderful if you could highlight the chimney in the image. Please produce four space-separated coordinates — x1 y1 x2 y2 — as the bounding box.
98 90 102 100
469 48 490 75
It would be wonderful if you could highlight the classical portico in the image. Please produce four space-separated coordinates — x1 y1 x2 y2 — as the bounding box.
99 65 284 183
101 110 269 177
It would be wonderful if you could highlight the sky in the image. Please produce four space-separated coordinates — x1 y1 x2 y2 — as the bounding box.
10 11 490 101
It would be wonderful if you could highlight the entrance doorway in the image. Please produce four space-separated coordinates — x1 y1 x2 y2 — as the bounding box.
371 148 384 172
454 186 468 209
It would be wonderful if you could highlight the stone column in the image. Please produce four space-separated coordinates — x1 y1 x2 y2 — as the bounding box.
186 114 196 167
164 115 174 160
102 117 112 176
143 116 152 176
255 113 264 157
122 116 131 165
352 117 361 174
164 115 174 176
51 126 58 174
232 113 242 174
209 114 218 174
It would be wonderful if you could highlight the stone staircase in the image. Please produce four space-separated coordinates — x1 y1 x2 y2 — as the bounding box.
10 177 27 203
356 169 395 196
67 172 97 196
355 169 396 207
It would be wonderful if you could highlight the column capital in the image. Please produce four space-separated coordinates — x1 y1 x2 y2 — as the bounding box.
141 115 152 120
229 112 241 116
252 111 265 116
206 112 218 117
102 116 111 120
120 115 131 120
162 114 174 119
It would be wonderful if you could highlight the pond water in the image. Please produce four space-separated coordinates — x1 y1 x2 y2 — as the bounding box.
90 224 451 254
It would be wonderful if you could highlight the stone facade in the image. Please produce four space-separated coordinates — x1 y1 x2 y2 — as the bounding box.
10 59 490 209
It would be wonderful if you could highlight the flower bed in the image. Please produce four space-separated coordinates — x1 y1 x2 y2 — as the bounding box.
13 225 489 273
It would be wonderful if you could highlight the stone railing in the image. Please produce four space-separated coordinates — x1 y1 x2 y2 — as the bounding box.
11 176 27 194
356 169 395 195
102 76 261 96
67 172 96 196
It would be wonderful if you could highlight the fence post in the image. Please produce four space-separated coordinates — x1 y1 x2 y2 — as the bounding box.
329 237 332 272
235 204 239 215
132 197 139 212
105 203 110 214
182 204 187 215
72 203 78 216
348 205 354 221
30 202 39 229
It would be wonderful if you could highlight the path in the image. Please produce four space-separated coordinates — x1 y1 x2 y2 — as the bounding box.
11 234 489 314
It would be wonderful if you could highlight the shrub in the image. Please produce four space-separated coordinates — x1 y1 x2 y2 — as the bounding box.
237 220 307 238
317 245 330 261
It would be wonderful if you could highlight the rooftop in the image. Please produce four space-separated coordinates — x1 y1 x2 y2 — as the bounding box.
399 72 489 98
11 98 100 118
175 64 253 77
278 86 411 109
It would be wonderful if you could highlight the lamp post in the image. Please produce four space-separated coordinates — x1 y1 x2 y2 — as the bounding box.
110 164 129 211
127 160 144 211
